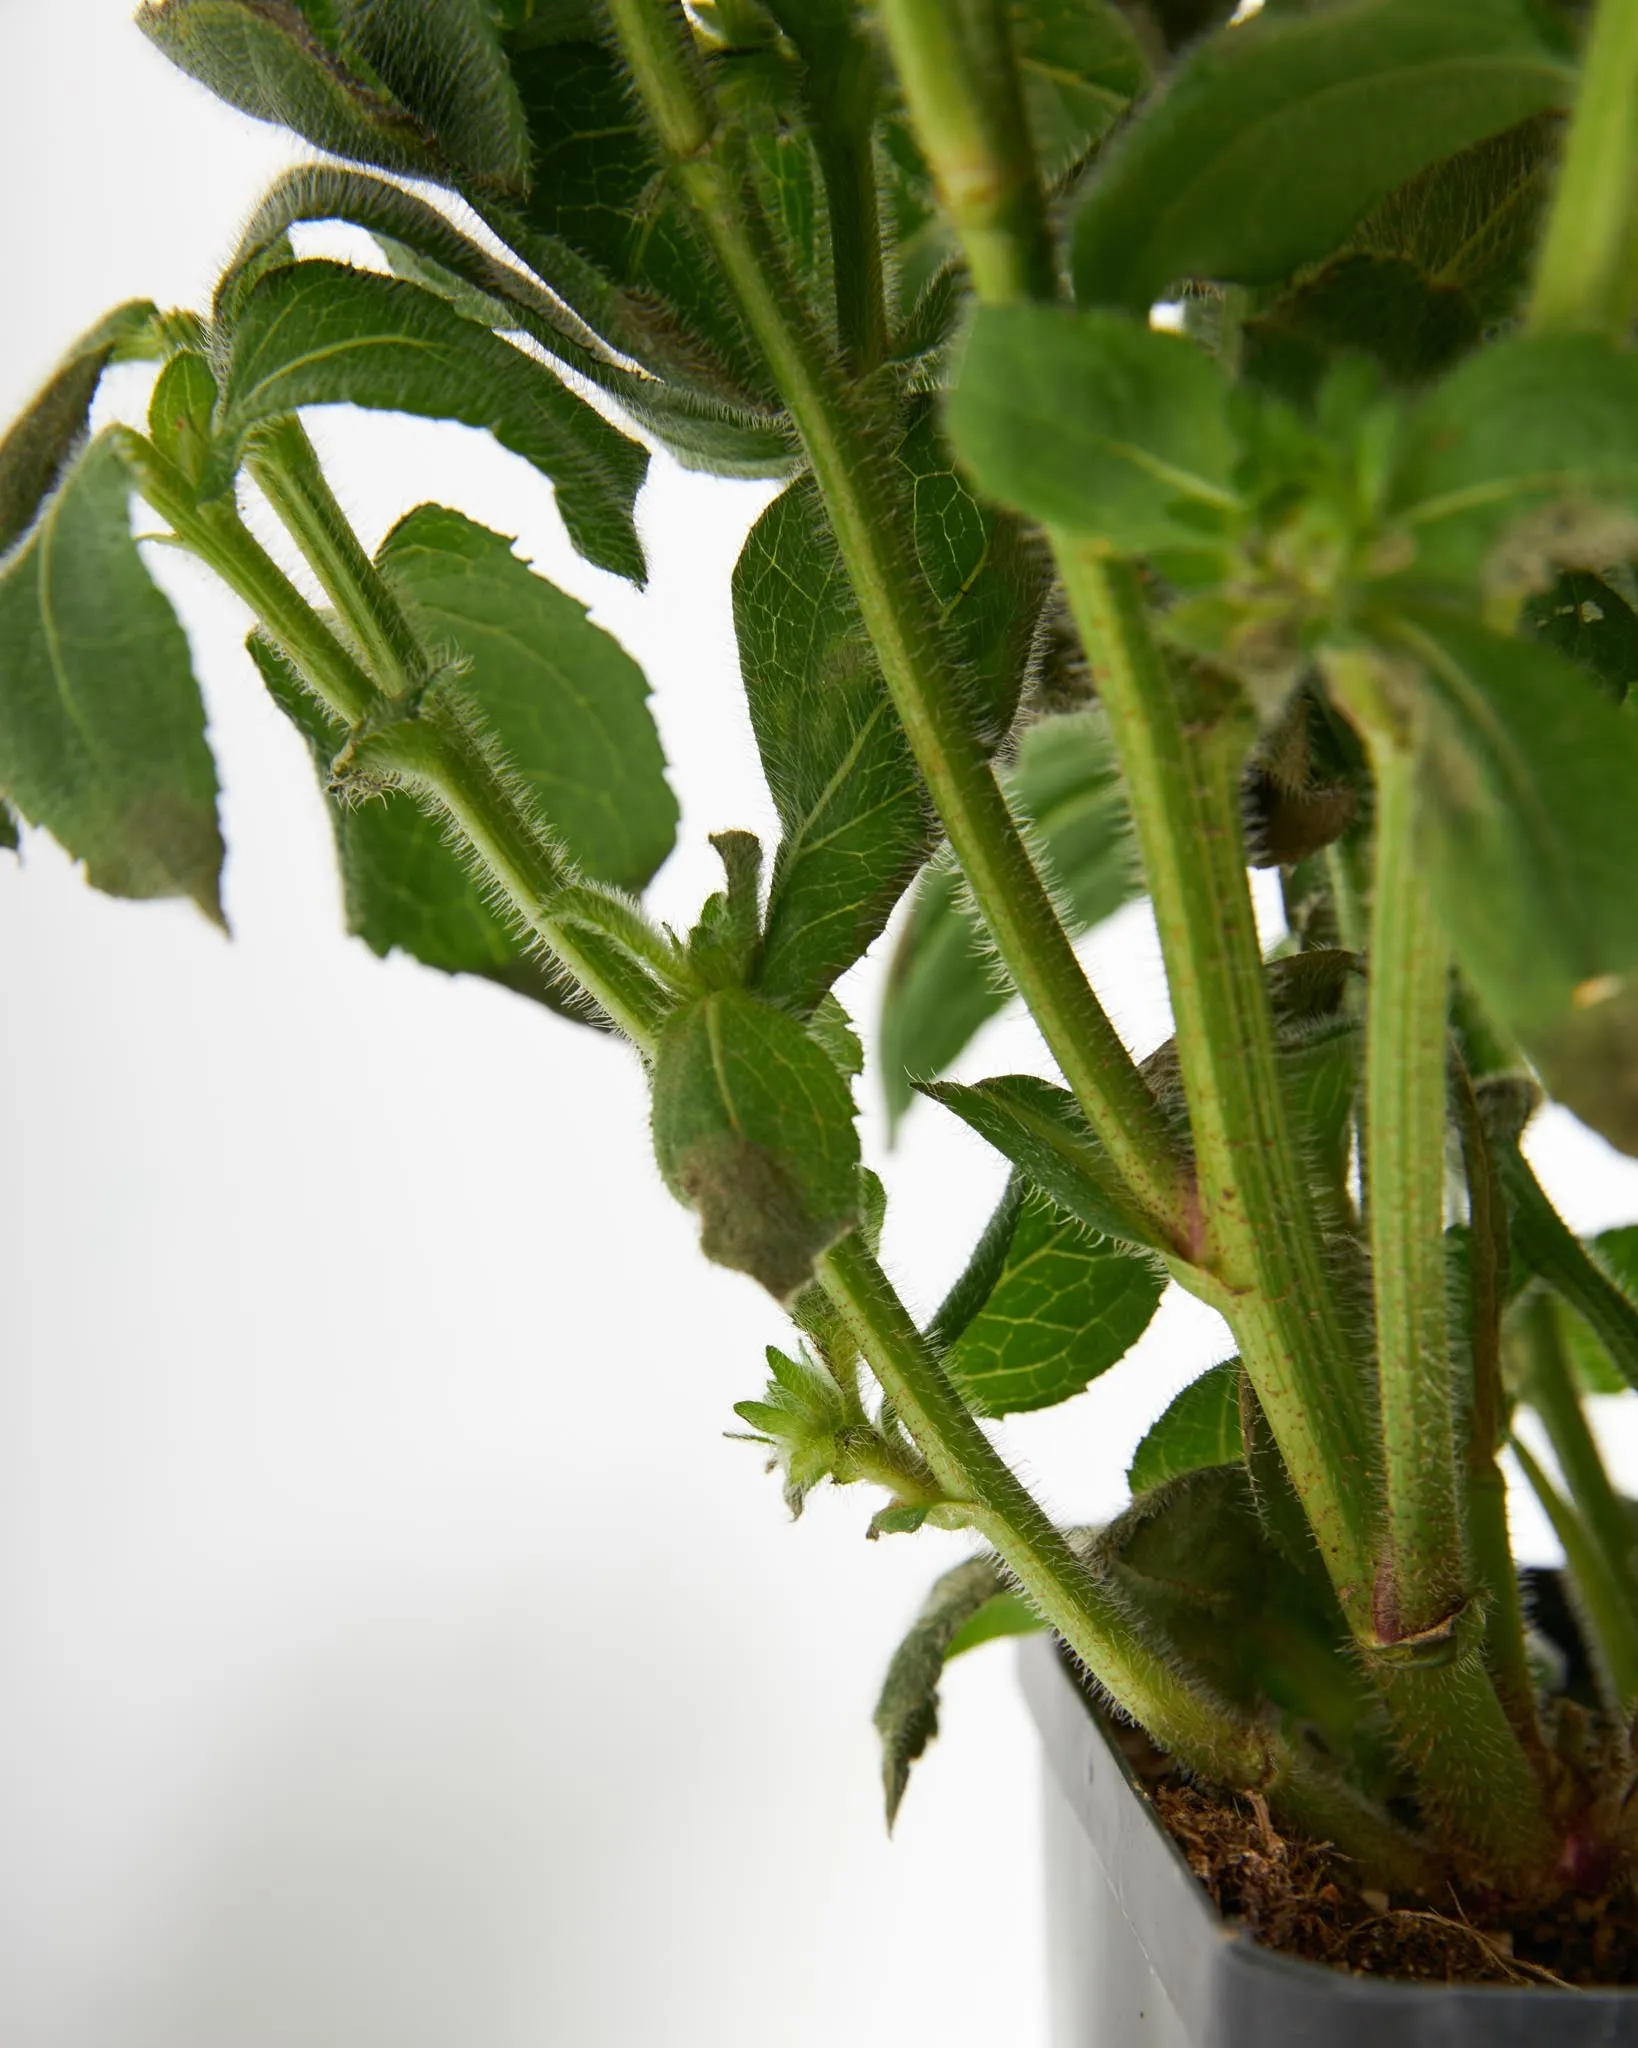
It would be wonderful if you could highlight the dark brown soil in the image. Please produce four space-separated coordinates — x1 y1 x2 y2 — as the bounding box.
1102 1720 1638 1989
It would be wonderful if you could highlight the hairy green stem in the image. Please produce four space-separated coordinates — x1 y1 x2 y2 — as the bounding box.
1363 741 1462 1643
118 430 378 726
1512 1433 1638 1715
605 0 1193 1244
246 418 430 699
346 713 672 1050
1529 0 1638 338
1515 1293 1638 1635
874 0 1058 304
121 429 669 1046
1061 549 1374 1613
820 1234 1434 1889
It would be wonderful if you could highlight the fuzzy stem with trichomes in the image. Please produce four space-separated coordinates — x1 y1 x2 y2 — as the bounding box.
245 416 430 700
874 0 1058 305
818 1233 1434 1890
1358 733 1462 1644
1528 0 1638 339
602 0 1194 1248
118 430 673 1047
1060 552 1376 1617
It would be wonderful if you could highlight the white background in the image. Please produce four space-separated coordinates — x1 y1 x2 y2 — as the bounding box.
2 5 1636 2044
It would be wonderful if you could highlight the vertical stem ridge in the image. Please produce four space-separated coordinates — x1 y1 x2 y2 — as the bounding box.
1062 548 1375 1616
1366 743 1462 1642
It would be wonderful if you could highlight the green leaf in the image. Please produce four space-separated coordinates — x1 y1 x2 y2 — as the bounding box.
1013 0 1151 182
375 505 676 889
137 0 448 187
147 352 221 490
651 988 861 1302
1390 335 1638 597
733 479 928 1012
245 504 673 1006
926 1174 1028 1352
948 305 1241 555
1128 1360 1244 1494
0 301 164 557
250 633 588 1013
1395 609 1638 1152
1522 571 1638 705
1095 1466 1380 1769
0 433 223 914
940 1184 1166 1417
325 0 530 194
500 33 770 404
919 1073 1166 1251
881 709 1135 1124
1500 1147 1638 1394
219 259 649 584
874 1553 1036 1827
900 396 1045 750
216 165 795 478
1070 0 1573 313
1241 117 1555 402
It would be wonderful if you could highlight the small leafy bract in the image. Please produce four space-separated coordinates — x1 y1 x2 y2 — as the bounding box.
219 260 649 584
0 433 222 915
1129 1360 1244 1494
939 1184 1165 1417
651 989 861 1302
948 306 1240 555
1071 0 1573 313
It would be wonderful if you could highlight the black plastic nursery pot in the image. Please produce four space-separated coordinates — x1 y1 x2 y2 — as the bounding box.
1020 1633 1638 2046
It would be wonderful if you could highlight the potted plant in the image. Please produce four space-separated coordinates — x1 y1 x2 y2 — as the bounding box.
8 0 1638 2030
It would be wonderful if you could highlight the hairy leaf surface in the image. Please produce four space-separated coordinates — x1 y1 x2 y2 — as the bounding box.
1129 1361 1244 1494
949 306 1240 555
733 480 927 1012
377 506 676 889
0 301 165 557
875 1553 1040 1826
1070 0 1573 312
938 1183 1165 1417
651 989 861 1301
0 434 222 913
220 260 649 583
